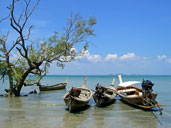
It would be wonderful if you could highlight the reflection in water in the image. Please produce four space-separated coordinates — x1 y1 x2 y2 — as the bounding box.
0 75 171 128
60 110 88 128
0 96 161 128
0 93 65 128
91 104 115 128
0 97 26 128
115 100 158 128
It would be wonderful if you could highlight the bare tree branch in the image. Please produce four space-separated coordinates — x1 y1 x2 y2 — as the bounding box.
0 14 10 23
16 47 25 58
10 0 22 31
22 0 40 30
7 37 21 55
24 25 33 40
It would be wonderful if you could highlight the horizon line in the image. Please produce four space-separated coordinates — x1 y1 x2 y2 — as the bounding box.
44 74 171 76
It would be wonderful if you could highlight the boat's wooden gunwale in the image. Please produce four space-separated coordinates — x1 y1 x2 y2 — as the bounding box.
39 82 67 91
93 85 116 107
116 85 158 109
63 78 93 112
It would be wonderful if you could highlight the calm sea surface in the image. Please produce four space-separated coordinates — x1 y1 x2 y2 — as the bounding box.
0 75 171 128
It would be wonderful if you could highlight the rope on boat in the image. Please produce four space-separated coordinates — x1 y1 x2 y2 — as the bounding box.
150 93 163 115
140 95 163 125
140 95 163 115
141 79 163 115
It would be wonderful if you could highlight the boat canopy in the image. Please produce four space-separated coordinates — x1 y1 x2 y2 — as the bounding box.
118 81 141 87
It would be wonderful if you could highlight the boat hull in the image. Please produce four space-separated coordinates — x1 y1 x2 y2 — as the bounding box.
116 86 159 109
93 94 116 107
63 86 92 112
119 94 158 109
93 86 116 107
39 83 67 91
64 96 89 112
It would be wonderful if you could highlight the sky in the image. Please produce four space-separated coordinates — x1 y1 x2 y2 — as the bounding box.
0 0 171 75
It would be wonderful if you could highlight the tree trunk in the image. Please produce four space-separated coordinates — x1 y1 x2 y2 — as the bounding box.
1 38 14 96
12 67 36 96
13 84 22 97
5 55 14 96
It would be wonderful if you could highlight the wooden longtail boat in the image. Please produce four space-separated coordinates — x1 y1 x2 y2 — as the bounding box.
63 77 93 112
93 78 116 107
39 78 68 91
116 75 161 110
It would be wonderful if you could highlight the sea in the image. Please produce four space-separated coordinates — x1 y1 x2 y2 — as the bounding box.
0 75 171 128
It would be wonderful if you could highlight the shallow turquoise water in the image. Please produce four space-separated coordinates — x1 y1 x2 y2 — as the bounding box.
0 75 171 128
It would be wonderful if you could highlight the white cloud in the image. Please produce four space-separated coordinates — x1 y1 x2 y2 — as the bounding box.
157 55 167 60
105 54 118 61
157 55 171 63
119 53 136 61
79 52 142 63
80 50 101 63
87 54 101 62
